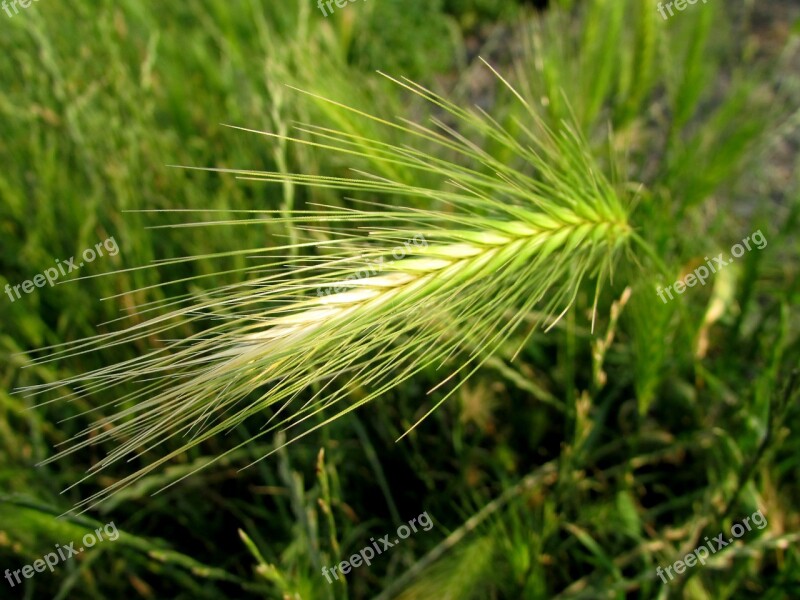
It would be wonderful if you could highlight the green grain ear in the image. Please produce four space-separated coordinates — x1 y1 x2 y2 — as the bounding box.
23 67 632 513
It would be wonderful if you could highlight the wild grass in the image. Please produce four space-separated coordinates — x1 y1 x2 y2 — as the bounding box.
20 68 636 515
1 0 799 599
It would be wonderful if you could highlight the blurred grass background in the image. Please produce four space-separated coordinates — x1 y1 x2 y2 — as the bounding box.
1 0 800 598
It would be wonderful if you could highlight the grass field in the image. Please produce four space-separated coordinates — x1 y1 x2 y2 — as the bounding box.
1 1 799 598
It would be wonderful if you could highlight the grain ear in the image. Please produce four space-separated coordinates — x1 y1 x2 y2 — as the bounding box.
23 67 631 513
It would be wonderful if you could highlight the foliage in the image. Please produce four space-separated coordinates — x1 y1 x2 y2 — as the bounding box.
1 0 799 599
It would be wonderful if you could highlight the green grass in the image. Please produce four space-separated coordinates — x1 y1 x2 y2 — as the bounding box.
1 0 799 599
